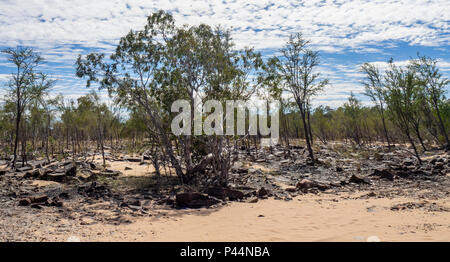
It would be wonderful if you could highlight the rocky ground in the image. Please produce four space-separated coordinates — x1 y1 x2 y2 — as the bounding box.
0 142 449 241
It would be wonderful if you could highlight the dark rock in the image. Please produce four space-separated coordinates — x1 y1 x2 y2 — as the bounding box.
18 198 32 206
32 195 49 203
124 157 141 163
30 203 43 209
17 166 32 172
297 179 330 191
335 166 343 172
246 197 258 203
402 159 414 166
285 187 297 192
59 192 69 199
0 169 7 176
349 174 371 184
64 163 77 176
257 187 269 197
98 170 121 177
89 162 98 170
370 169 395 181
24 169 40 179
18 195 49 207
77 182 111 199
205 186 244 201
49 197 63 207
124 166 132 171
176 192 220 208
45 173 66 182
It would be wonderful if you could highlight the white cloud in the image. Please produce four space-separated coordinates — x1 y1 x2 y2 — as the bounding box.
0 0 448 106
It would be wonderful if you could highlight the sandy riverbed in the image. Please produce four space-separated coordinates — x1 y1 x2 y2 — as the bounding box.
62 193 449 242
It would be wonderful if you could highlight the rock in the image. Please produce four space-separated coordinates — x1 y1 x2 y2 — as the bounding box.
349 174 371 184
335 166 343 172
124 156 141 163
226 189 245 201
49 197 63 207
64 163 77 176
234 168 248 174
77 182 112 199
402 159 414 166
18 198 32 206
257 187 269 197
97 170 121 177
17 166 32 172
246 197 258 203
32 195 49 203
370 169 395 181
28 160 48 169
124 166 132 171
89 162 98 170
18 195 49 207
45 173 66 182
0 169 7 176
296 179 329 191
176 192 220 208
39 168 53 177
77 170 96 182
285 187 297 192
205 187 244 201
434 162 444 170
24 169 40 179
30 203 43 209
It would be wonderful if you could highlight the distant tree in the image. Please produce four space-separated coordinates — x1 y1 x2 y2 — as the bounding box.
384 60 423 163
361 62 391 149
410 55 450 149
343 92 363 145
1 47 54 168
266 33 328 162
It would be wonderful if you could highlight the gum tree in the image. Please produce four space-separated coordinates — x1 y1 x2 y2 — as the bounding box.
266 33 328 163
76 11 262 185
361 62 391 149
1 47 54 168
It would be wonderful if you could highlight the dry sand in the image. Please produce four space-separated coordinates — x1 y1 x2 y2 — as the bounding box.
68 193 450 242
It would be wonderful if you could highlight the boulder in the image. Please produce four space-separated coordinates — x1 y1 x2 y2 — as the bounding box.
24 169 40 179
176 192 220 208
257 187 269 197
370 169 395 181
349 174 371 184
18 195 49 207
205 187 244 201
64 163 77 176
296 179 329 191
45 173 66 182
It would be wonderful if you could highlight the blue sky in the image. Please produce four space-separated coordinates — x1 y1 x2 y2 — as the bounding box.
0 0 449 107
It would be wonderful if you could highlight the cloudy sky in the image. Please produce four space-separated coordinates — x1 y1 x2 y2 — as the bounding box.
0 0 449 107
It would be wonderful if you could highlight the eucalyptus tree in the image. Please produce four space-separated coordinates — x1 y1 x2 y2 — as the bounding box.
384 61 423 163
343 92 364 145
76 10 262 185
1 47 54 168
361 62 391 149
266 33 328 162
410 55 450 148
